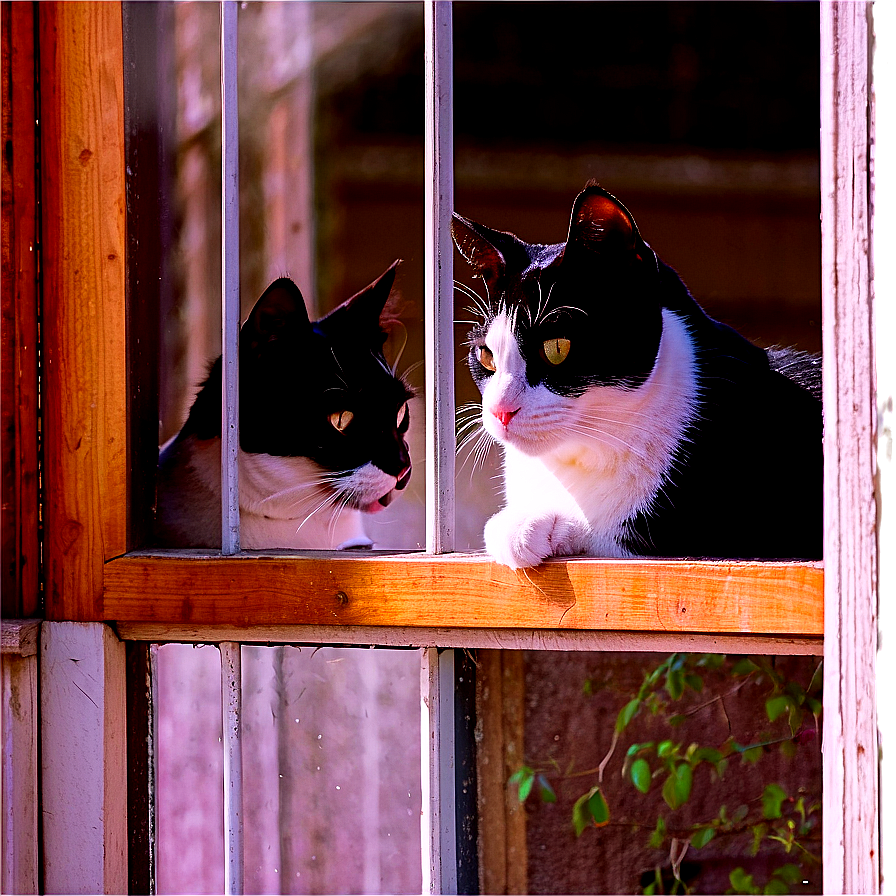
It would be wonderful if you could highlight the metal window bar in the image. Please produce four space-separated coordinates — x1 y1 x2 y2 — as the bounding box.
221 0 241 557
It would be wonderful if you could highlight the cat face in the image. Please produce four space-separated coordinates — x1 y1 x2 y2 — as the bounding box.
241 262 414 511
454 185 665 456
184 262 413 514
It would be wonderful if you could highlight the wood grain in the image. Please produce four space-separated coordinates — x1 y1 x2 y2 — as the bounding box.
821 3 880 892
103 553 824 635
40 2 128 621
1 1 41 618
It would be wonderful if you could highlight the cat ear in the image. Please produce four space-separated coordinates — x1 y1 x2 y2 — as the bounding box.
452 214 507 292
452 214 532 295
323 259 401 330
567 184 640 256
243 277 311 349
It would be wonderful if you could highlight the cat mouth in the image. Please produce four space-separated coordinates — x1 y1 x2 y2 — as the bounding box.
356 464 411 514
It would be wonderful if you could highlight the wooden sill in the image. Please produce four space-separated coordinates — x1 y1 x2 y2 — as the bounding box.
102 552 823 636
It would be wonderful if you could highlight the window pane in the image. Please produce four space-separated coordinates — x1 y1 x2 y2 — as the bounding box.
484 650 823 895
155 644 423 895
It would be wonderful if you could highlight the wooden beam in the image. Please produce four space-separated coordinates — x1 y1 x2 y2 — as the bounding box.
1 1 41 618
821 2 880 893
103 553 823 635
41 622 128 894
40 1 128 621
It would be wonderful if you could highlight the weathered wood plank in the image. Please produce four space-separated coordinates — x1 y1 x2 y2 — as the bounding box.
40 1 128 621
103 554 823 634
1 0 41 618
41 622 128 894
0 619 40 657
821 2 880 893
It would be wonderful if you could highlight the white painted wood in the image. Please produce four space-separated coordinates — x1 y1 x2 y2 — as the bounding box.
421 648 439 893
873 1 896 890
220 642 244 895
2 650 39 894
115 622 823 655
424 0 456 554
221 0 241 554
821 3 880 893
40 622 127 894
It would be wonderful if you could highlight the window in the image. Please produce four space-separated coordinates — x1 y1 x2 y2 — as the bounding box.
3 1 880 893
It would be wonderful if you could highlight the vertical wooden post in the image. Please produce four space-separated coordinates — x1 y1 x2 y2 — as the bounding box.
821 3 880 893
40 1 128 621
1 621 40 895
1 0 41 618
41 622 128 894
873 1 896 889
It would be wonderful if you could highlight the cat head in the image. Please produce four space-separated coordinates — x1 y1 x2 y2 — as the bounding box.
453 184 666 454
184 261 414 512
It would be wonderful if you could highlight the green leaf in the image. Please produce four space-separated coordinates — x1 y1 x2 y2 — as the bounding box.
662 763 693 810
729 867 756 894
774 864 804 886
762 783 787 820
685 673 704 693
750 823 768 856
537 775 557 803
518 772 534 802
697 653 725 669
631 758 652 794
740 745 764 765
666 667 685 700
588 788 610 827
648 816 666 850
732 659 760 676
657 740 675 759
762 878 788 895
690 826 716 850
616 698 641 733
766 695 792 723
693 746 724 764
572 789 595 837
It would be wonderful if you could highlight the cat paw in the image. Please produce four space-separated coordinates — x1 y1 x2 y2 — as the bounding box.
484 510 591 569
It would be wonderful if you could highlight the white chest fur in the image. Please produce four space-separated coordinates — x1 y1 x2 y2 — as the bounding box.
480 308 698 564
156 437 372 549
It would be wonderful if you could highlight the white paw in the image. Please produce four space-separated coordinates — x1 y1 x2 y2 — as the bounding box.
484 509 591 569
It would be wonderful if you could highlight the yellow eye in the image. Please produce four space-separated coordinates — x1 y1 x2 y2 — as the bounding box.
542 338 571 366
329 410 354 432
477 346 496 372
397 402 408 429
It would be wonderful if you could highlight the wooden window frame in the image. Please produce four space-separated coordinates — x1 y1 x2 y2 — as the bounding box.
27 1 880 893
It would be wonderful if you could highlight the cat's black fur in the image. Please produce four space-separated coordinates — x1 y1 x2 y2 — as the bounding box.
155 262 414 549
453 184 822 562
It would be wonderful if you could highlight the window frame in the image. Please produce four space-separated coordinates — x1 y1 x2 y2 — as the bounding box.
27 1 879 893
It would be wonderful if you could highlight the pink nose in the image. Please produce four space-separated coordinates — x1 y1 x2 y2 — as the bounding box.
493 408 519 428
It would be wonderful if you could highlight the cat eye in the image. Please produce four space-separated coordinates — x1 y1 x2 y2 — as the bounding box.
477 346 496 372
542 337 571 366
328 410 354 432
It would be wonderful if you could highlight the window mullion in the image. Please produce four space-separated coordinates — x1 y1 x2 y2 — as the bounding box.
424 0 455 555
221 0 240 555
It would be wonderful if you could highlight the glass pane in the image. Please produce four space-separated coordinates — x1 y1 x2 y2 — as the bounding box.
451 1 822 557
124 0 426 551
486 650 823 895
155 644 423 895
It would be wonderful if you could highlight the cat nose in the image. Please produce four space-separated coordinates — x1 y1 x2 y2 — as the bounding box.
493 408 519 428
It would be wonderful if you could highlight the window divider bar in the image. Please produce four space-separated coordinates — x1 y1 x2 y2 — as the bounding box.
424 0 456 554
220 0 240 555
220 642 244 895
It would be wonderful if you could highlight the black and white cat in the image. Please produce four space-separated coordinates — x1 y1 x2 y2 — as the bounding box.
453 184 822 566
155 262 413 549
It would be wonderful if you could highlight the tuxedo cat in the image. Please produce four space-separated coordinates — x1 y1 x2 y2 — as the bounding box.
155 262 413 549
453 184 822 566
